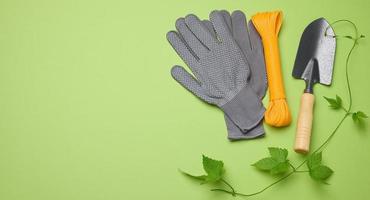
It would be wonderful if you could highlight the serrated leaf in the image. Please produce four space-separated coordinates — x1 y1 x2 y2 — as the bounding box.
205 175 221 183
253 148 291 175
324 96 341 109
268 147 288 162
352 111 368 122
307 152 322 169
252 157 278 171
352 113 359 122
309 165 334 181
179 170 207 183
270 161 290 175
357 111 368 118
202 155 224 183
336 95 342 107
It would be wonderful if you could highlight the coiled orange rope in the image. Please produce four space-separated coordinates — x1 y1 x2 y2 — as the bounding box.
252 11 292 127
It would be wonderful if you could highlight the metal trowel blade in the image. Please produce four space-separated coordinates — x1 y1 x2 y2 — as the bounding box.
292 18 336 86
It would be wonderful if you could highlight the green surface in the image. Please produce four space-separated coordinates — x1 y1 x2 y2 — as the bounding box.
0 0 369 199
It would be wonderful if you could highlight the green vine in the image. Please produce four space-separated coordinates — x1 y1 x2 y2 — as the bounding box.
180 20 367 197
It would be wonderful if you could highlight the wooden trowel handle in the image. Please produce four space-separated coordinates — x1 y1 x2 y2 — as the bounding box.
294 93 315 154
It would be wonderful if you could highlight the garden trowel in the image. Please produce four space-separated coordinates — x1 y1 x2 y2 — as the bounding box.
292 18 336 154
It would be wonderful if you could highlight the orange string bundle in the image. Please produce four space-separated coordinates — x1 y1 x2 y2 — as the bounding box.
252 11 292 127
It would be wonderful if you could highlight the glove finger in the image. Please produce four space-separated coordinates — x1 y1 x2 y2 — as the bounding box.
202 20 217 39
171 65 217 105
209 10 234 44
247 21 268 99
219 10 232 34
167 31 203 79
176 18 209 56
184 14 218 50
231 10 253 57
248 21 264 52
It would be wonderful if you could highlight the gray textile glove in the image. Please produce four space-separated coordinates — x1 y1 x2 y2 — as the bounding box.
203 10 267 140
167 11 265 131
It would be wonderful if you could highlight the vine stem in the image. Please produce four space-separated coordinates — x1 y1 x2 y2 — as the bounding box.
213 113 347 197
220 178 236 196
213 171 295 197
210 19 363 198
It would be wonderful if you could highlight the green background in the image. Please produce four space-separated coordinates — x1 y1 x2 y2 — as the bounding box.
0 0 369 199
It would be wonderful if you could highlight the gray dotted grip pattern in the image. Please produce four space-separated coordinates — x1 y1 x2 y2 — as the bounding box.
168 10 265 133
203 10 267 140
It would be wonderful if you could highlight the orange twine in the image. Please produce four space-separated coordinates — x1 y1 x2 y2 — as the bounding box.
252 11 292 127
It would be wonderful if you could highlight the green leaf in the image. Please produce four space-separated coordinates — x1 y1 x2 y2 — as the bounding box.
270 161 290 175
324 96 341 109
309 165 334 181
336 95 342 106
268 147 288 162
352 111 368 122
252 157 278 171
253 148 290 175
357 111 368 118
179 170 207 183
352 113 359 122
307 152 322 169
180 155 225 184
202 155 224 183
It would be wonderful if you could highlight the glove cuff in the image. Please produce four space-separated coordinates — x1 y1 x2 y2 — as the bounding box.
226 119 265 140
221 86 265 131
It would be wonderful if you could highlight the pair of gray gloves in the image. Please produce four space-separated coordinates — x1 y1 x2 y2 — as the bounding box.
167 10 267 140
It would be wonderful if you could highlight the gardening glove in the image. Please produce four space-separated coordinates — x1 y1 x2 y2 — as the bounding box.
167 11 265 131
203 10 267 140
